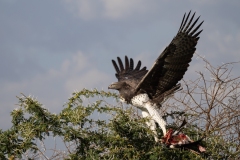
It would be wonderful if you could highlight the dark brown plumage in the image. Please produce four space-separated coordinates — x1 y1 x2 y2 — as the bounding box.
109 11 203 105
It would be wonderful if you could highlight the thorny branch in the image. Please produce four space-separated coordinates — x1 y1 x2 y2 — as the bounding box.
165 55 240 150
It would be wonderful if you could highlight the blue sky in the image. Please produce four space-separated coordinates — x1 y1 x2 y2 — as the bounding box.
1 0 240 129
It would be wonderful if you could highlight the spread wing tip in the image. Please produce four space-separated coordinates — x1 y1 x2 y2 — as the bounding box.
111 56 147 77
178 11 191 32
178 11 203 35
112 59 120 73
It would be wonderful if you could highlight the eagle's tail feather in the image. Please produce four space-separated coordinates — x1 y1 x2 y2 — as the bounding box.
175 138 206 154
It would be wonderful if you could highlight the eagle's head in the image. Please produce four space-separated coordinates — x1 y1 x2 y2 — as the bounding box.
108 81 133 103
108 81 128 90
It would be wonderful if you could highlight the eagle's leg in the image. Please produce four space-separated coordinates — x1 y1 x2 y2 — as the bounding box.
144 102 167 136
142 110 158 142
131 94 166 141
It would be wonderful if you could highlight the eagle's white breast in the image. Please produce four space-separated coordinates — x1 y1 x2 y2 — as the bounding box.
131 93 149 108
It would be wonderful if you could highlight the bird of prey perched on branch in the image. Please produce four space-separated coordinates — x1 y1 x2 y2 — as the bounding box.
108 11 203 142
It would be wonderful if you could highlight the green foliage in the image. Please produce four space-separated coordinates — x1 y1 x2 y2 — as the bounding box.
0 89 239 159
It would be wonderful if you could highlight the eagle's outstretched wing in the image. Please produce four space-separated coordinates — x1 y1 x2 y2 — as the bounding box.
112 56 148 86
134 11 203 99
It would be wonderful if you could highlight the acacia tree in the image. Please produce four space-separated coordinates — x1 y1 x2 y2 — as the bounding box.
0 57 239 159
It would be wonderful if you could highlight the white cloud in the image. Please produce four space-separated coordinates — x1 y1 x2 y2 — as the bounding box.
187 0 217 5
63 51 111 93
101 0 150 19
205 30 240 59
63 51 89 73
0 51 111 129
63 0 155 20
63 0 99 20
65 68 110 92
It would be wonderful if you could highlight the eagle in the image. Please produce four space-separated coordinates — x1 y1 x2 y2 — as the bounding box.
108 11 203 142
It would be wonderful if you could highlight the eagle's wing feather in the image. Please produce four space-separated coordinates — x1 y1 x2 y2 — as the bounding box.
134 11 203 98
112 56 148 83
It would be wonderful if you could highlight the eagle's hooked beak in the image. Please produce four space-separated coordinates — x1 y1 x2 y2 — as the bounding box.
108 81 126 90
108 82 117 89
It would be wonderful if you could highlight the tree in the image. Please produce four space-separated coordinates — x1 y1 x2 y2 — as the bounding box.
1 57 239 159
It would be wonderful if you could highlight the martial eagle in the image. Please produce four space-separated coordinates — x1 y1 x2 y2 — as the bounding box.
108 11 203 142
